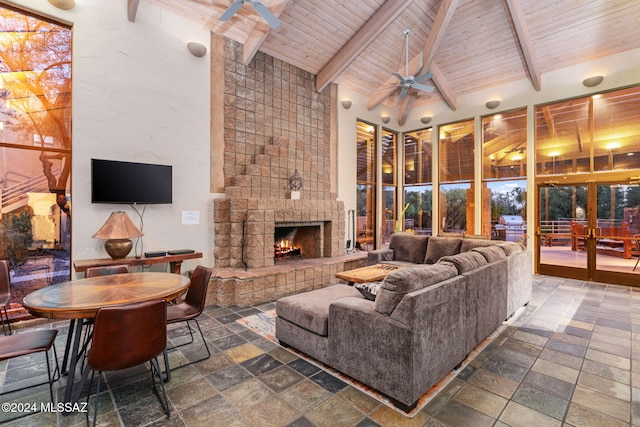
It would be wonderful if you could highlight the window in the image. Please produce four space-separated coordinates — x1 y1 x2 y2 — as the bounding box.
535 86 640 175
0 5 72 311
356 121 376 250
439 119 474 234
482 109 527 239
381 129 396 245
403 128 432 234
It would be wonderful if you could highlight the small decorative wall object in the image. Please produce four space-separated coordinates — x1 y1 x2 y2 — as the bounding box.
289 169 302 199
381 116 390 124
420 116 432 124
341 100 352 109
485 100 500 110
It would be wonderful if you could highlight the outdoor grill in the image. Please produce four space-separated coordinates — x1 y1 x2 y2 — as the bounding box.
496 215 526 242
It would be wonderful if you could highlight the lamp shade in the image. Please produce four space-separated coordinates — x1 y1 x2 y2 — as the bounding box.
93 212 143 240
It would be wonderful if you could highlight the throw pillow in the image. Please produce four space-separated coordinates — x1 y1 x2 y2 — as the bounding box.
389 233 429 264
424 237 462 264
354 281 382 301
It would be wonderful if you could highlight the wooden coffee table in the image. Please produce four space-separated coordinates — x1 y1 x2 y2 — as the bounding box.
336 263 402 284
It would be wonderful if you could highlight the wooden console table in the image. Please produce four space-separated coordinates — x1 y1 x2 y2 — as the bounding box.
74 252 203 275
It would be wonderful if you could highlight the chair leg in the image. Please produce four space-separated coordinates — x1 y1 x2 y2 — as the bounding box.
634 256 639 271
166 319 211 375
150 357 170 416
162 349 171 383
92 371 102 427
45 343 60 403
1 306 11 336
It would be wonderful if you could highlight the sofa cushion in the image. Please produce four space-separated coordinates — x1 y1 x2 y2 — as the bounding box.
460 238 497 253
389 233 429 264
438 251 488 274
354 281 382 301
424 237 462 264
276 285 362 336
497 242 525 256
374 264 458 315
471 245 507 263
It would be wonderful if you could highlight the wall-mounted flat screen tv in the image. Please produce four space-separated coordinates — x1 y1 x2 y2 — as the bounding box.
91 159 172 204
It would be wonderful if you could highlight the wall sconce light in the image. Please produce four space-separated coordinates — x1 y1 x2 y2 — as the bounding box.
485 100 500 110
582 75 604 87
381 116 390 124
341 100 352 109
187 42 207 57
48 0 75 9
420 116 432 124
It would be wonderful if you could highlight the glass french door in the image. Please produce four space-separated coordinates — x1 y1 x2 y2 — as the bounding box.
537 182 640 284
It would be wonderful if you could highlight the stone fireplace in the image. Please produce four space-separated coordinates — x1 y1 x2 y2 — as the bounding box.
206 43 366 307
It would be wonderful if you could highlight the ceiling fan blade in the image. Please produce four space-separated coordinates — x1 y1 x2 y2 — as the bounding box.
414 71 433 83
412 83 435 93
399 86 409 99
251 0 281 28
392 72 405 83
220 0 244 22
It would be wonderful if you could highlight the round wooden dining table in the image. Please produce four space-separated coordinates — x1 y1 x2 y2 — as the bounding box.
22 272 191 404
23 272 190 319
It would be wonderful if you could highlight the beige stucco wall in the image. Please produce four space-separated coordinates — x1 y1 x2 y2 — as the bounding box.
5 0 214 276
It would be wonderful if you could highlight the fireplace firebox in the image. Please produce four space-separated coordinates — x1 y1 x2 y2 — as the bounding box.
274 222 323 263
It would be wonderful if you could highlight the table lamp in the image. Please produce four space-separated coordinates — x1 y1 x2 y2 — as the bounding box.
93 211 143 259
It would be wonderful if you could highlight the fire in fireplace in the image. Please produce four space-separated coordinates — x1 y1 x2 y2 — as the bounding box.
274 223 323 262
274 238 302 261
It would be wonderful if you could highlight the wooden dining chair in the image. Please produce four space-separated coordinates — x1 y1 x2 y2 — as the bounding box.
0 260 12 335
163 265 212 380
82 299 169 426
61 264 132 374
634 235 640 272
0 329 60 403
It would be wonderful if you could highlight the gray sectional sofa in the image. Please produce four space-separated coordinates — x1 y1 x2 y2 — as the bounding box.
275 233 532 409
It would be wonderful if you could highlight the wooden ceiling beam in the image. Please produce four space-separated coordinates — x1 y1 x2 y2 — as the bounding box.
127 0 140 22
420 0 460 69
398 91 416 126
315 0 412 92
367 0 461 111
243 0 291 65
504 0 541 91
430 62 456 111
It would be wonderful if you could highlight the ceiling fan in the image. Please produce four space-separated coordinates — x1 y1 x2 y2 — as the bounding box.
220 0 281 29
392 29 435 99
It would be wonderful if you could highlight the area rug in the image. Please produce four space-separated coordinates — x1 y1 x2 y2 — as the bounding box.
237 308 523 418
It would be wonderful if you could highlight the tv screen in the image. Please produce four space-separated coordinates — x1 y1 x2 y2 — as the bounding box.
91 159 172 204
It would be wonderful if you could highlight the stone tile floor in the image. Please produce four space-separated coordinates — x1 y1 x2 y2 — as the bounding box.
1 274 638 426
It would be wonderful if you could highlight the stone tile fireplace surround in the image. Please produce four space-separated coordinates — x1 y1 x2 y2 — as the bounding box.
209 136 365 307
205 43 366 307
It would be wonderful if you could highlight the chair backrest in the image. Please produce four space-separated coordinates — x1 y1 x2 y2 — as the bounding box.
183 265 213 314
0 260 11 306
88 299 166 371
85 265 130 278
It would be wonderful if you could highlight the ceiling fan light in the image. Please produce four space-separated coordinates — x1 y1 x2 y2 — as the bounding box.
187 42 207 57
582 75 604 87
341 100 352 109
420 116 432 124
381 116 390 124
485 100 500 110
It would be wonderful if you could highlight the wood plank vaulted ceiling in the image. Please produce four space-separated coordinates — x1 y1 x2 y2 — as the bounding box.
138 0 640 123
